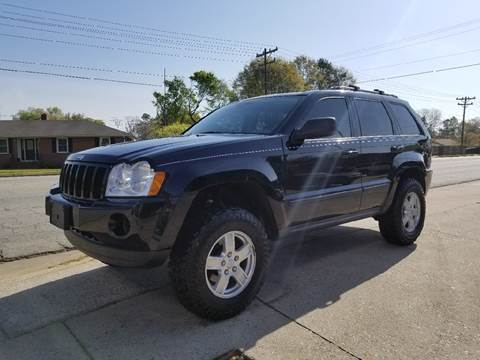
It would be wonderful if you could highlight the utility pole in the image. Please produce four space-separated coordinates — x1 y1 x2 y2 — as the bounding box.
256 47 278 95
163 67 166 95
456 96 475 152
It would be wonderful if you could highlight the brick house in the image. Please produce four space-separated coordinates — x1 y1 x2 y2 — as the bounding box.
0 119 131 168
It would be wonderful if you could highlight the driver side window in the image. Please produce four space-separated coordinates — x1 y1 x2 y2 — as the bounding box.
304 98 352 138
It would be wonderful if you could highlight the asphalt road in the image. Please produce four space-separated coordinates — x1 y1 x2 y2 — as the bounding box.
1 180 479 359
0 155 479 261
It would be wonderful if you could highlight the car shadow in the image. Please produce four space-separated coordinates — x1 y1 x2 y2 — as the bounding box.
0 224 415 359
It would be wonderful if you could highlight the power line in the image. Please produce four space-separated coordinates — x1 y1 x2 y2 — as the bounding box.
0 12 259 53
457 96 476 150
0 58 186 78
1 2 273 48
0 32 246 63
332 17 480 59
334 25 480 62
353 68 460 98
0 66 164 87
357 47 480 72
1 10 262 53
357 61 480 83
0 16 254 57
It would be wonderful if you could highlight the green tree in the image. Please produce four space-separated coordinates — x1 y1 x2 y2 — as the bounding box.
293 55 324 90
315 58 356 89
438 116 460 138
187 71 237 121
233 58 305 98
13 106 104 124
152 72 236 125
153 77 193 125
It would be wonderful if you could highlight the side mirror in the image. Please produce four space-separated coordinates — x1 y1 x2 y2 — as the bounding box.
288 117 337 146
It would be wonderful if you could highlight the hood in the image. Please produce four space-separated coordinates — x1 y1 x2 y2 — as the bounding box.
67 134 283 167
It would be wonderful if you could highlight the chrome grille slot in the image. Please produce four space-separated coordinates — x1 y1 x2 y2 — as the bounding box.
60 161 110 200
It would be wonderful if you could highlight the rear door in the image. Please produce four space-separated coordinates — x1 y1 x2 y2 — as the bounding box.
354 97 398 210
283 96 362 225
388 101 430 163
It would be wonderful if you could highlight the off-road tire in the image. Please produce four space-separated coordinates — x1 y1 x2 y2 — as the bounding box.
169 208 270 320
378 178 426 245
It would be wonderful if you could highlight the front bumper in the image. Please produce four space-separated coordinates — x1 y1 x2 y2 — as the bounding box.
45 191 174 267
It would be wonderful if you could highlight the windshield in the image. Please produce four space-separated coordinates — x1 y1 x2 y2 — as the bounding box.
185 96 303 135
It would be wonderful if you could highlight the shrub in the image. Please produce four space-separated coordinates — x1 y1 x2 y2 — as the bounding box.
153 123 191 138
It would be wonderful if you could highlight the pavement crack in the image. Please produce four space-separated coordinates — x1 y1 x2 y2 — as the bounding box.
63 322 95 360
256 296 362 359
0 248 76 263
7 285 167 340
430 178 480 189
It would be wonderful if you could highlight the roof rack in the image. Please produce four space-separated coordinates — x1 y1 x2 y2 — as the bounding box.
329 85 398 98
331 85 360 91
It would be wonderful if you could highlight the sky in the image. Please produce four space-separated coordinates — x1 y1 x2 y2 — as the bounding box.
1 0 480 129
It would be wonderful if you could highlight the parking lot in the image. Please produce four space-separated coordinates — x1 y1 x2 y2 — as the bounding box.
0 157 480 359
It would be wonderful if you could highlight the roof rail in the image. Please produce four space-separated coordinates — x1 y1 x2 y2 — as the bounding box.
329 85 398 98
331 84 360 91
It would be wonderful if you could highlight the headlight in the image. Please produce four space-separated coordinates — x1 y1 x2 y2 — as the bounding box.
105 161 165 197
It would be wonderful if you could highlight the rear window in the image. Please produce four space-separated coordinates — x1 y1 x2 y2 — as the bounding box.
355 99 394 136
390 103 421 135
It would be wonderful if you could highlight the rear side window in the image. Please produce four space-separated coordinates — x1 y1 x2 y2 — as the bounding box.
305 98 352 137
390 103 421 135
355 99 393 136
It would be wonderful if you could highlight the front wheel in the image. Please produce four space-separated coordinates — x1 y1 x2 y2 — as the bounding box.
169 208 270 320
378 178 426 245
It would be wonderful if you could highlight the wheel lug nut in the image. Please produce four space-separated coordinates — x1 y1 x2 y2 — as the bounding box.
234 256 239 261
232 266 237 272
221 260 226 266
227 252 232 258
224 269 229 275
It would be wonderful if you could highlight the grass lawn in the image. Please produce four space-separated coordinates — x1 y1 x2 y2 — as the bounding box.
0 168 61 177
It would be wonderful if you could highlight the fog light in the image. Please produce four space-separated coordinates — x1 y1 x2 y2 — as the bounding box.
108 213 130 237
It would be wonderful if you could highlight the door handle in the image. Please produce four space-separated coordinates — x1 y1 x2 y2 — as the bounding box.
391 145 405 153
341 149 359 158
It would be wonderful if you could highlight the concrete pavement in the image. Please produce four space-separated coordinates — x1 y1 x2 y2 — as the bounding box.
0 181 479 359
1 155 480 262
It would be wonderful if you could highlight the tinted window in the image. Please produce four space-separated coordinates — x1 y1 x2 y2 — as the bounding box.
0 139 7 153
305 98 351 137
186 96 302 135
355 99 393 136
390 103 421 135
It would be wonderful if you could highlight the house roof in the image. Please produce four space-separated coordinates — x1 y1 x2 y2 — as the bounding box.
432 138 460 146
0 120 129 138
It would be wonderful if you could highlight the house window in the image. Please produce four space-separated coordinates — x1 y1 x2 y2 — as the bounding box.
56 137 69 153
0 138 8 154
99 137 111 146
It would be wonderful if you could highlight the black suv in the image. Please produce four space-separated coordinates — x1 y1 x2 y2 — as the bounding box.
46 87 432 320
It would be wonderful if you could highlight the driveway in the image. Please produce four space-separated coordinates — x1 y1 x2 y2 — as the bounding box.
0 181 479 359
1 155 480 261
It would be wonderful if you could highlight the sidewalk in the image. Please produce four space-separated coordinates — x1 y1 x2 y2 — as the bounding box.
0 181 479 359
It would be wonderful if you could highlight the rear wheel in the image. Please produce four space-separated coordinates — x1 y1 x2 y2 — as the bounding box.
378 178 425 245
169 208 270 320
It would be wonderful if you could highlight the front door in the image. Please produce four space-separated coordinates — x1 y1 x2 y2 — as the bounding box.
22 138 37 161
283 97 362 226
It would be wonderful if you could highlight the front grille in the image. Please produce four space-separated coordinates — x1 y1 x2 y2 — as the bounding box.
60 162 110 200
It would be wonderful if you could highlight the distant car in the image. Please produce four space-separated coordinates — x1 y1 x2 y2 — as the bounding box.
465 146 480 154
46 86 433 320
